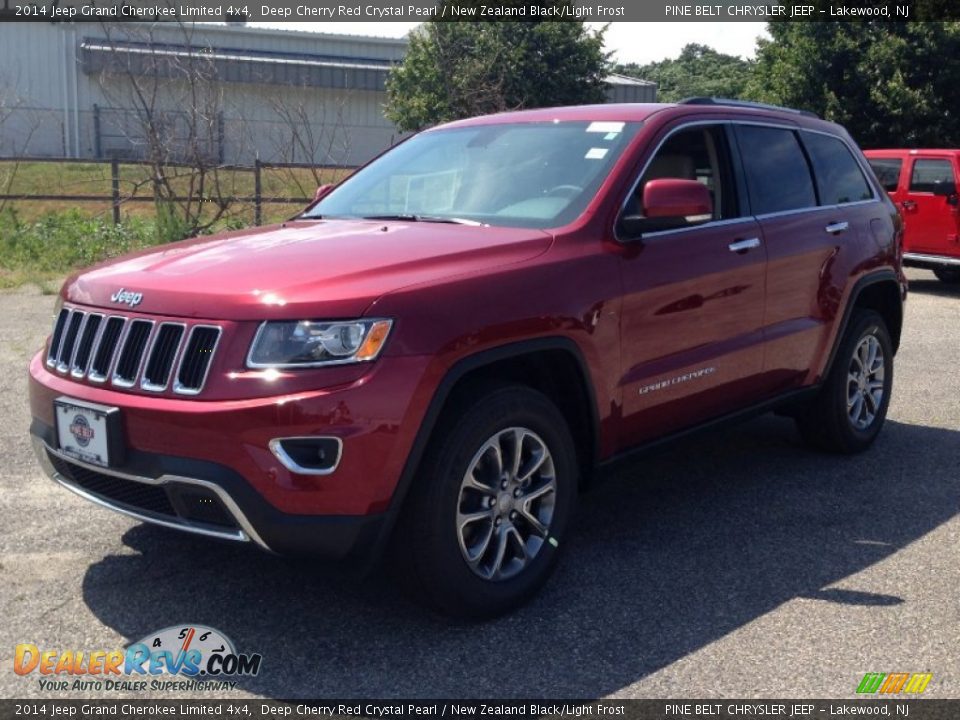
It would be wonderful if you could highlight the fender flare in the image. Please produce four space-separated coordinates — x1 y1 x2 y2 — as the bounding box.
820 269 903 382
367 336 600 565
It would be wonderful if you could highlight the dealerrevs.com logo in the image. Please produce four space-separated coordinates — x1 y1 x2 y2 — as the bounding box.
14 625 262 693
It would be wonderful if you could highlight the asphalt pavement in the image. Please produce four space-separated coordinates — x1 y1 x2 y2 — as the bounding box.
1 268 957 700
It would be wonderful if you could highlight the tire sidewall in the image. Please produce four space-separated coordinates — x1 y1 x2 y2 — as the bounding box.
829 312 894 450
420 387 577 617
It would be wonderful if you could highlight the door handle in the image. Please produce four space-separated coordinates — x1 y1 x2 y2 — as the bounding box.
728 237 761 253
824 221 849 234
901 200 917 210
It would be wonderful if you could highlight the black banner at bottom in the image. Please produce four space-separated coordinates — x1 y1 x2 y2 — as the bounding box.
1 700 958 720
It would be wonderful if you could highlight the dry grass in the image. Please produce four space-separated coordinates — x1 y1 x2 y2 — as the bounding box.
0 160 352 225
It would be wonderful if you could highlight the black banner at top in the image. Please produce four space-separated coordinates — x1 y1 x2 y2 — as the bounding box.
0 0 951 23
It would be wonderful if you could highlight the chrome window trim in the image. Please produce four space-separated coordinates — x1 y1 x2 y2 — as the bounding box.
268 436 344 476
71 313 105 379
88 315 128 384
111 319 155 389
173 324 222 396
615 117 880 242
32 437 271 552
140 322 187 393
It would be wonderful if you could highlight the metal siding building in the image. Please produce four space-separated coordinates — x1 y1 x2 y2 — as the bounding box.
0 23 655 165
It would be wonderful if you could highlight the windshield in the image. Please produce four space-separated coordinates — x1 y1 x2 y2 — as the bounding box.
304 121 641 229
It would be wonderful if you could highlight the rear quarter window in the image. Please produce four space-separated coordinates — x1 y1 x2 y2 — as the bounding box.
867 157 903 192
802 132 874 204
736 125 817 215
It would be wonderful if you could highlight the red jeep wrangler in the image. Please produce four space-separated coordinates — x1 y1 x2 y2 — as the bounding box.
865 148 960 284
29 99 906 616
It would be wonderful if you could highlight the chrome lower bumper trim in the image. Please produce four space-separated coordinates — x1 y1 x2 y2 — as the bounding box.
32 437 271 552
903 252 960 267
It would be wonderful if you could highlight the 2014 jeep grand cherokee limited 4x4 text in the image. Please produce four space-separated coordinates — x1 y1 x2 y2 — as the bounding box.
29 99 906 617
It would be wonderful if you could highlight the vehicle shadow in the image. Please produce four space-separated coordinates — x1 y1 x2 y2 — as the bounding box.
81 416 959 699
904 275 960 299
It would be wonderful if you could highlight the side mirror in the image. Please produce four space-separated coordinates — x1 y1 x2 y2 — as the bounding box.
314 184 335 202
643 178 713 218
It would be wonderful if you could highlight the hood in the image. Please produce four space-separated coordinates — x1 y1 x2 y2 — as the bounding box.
64 219 553 320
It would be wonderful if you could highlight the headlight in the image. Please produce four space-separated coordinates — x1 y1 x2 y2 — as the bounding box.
246 319 393 368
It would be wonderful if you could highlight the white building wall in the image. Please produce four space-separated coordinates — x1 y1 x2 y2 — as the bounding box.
0 22 405 165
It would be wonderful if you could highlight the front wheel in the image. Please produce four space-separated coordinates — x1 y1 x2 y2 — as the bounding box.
796 310 894 454
393 385 577 618
933 267 960 284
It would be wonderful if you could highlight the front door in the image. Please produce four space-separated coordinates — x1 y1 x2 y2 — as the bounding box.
615 123 768 448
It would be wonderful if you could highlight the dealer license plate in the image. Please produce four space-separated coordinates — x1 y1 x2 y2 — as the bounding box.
54 398 118 468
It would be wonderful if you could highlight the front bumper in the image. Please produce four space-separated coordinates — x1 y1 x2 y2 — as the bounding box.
28 348 435 560
30 424 386 559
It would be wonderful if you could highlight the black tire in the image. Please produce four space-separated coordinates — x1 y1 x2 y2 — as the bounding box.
391 384 578 618
933 267 960 284
796 310 893 454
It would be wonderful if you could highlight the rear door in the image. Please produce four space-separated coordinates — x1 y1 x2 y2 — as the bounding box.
901 155 960 256
735 124 876 391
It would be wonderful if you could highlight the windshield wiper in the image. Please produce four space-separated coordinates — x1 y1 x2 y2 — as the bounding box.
360 214 483 226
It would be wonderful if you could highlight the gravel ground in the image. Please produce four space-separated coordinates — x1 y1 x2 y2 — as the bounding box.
0 268 957 700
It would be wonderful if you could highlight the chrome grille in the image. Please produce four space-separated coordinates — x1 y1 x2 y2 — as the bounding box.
113 319 153 387
71 313 102 378
141 323 185 392
174 326 221 395
88 316 125 382
46 308 69 367
56 311 84 373
47 306 221 395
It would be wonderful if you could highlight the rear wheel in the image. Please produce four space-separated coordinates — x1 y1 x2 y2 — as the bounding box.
796 310 893 454
393 385 577 618
933 267 960 284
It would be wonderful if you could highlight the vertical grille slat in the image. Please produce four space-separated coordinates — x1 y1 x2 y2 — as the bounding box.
71 314 103 377
46 308 70 367
142 324 185 391
175 326 220 395
56 311 85 372
88 317 126 382
46 306 221 396
112 320 153 386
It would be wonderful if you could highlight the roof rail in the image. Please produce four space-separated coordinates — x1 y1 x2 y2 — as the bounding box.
678 97 820 119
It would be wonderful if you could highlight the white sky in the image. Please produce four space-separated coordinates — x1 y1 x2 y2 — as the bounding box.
250 22 769 65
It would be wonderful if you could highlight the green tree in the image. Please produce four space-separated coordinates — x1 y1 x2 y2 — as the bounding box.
616 43 754 103
385 5 609 132
747 22 960 147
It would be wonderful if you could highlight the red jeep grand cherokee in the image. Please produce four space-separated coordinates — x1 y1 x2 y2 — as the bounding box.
29 99 906 616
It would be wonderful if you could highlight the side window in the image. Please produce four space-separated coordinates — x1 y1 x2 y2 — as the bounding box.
802 132 874 205
909 159 956 193
735 125 817 215
868 158 903 192
621 125 738 234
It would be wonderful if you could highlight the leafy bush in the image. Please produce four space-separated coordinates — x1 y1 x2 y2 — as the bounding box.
0 208 161 278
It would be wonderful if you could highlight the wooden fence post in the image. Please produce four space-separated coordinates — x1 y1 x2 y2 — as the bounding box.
110 158 120 226
254 158 262 226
